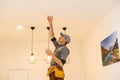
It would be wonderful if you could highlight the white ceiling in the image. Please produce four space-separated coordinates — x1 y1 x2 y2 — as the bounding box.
0 0 119 42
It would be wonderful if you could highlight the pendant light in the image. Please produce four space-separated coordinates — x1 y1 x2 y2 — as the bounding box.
62 27 71 64
46 26 52 64
28 26 37 64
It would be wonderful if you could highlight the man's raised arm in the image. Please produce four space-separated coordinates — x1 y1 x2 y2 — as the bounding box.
47 16 55 39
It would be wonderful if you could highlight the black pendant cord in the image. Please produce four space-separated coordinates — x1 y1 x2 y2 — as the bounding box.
46 27 50 49
31 30 33 55
31 27 35 55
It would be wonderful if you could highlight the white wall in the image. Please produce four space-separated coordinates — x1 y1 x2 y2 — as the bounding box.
0 40 84 80
82 2 120 80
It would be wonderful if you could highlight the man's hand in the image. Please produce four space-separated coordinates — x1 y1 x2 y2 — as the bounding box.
47 16 53 23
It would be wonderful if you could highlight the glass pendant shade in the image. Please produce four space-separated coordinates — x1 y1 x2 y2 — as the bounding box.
47 55 52 64
27 53 37 64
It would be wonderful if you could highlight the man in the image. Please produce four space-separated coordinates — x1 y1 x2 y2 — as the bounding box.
45 16 70 80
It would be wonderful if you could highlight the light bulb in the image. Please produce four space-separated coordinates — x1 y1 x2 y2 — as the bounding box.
44 55 52 64
27 54 36 64
47 56 52 62
17 25 23 29
30 55 35 61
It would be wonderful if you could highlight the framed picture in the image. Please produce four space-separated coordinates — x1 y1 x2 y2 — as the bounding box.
101 31 120 66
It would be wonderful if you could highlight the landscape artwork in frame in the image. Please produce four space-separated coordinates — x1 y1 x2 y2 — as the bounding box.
101 31 120 66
